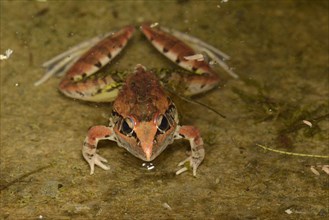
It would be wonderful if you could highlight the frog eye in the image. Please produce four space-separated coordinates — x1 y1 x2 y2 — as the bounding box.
120 117 134 136
157 114 170 133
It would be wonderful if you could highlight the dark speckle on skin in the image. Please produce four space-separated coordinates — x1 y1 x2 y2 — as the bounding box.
94 61 102 68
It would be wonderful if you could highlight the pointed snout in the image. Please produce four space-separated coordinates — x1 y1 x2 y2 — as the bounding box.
142 142 153 161
134 121 158 161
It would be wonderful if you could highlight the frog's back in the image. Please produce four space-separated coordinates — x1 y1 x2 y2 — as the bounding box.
113 65 170 121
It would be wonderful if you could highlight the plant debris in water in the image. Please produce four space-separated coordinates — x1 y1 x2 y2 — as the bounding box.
233 78 329 151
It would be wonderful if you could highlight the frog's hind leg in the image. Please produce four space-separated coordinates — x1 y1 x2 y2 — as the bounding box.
140 23 237 78
140 23 219 77
35 31 117 86
140 23 236 96
54 25 135 102
160 26 238 79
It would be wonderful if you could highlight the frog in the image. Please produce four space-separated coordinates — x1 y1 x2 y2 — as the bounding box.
38 23 236 176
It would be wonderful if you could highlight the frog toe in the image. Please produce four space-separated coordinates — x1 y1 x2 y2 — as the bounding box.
93 154 110 172
85 153 110 175
176 155 201 177
176 166 188 175
176 156 192 175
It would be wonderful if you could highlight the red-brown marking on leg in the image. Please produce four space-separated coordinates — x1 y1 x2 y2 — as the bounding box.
141 23 221 91
175 125 205 176
59 25 135 94
87 125 112 145
178 125 203 146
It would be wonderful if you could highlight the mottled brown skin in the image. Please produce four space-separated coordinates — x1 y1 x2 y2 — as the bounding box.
140 24 221 96
59 25 135 100
140 24 218 75
111 65 178 161
113 66 169 122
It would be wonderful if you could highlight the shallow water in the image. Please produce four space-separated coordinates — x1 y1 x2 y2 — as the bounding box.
1 1 328 219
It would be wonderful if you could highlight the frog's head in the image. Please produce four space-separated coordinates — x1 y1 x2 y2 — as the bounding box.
112 65 179 161
112 104 178 161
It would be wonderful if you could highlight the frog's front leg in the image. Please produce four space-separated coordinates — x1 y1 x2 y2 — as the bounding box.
174 125 205 176
83 125 116 174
